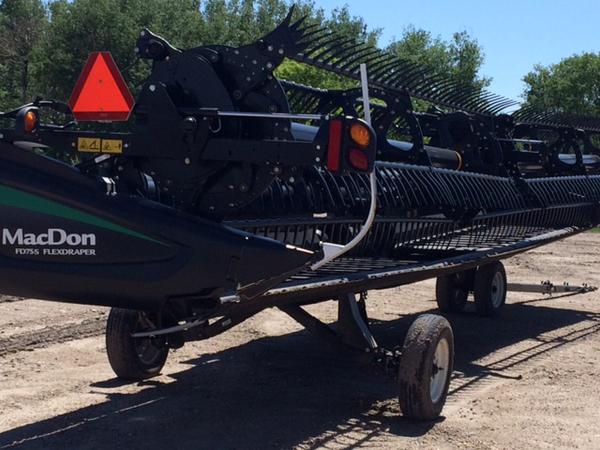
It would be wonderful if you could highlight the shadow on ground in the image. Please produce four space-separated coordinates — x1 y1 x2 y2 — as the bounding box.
1 298 599 450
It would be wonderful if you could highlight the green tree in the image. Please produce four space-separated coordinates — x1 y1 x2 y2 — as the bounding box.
522 53 600 116
0 0 492 111
387 26 491 91
31 0 382 100
0 0 47 106
31 0 204 102
199 0 290 45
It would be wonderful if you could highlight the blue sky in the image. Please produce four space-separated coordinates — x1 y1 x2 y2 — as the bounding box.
316 0 599 101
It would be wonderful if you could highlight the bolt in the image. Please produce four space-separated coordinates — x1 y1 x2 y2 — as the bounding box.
289 177 295 183
315 157 321 162
266 62 274 69
140 30 146 37
268 45 274 51
184 157 191 165
118 166 124 171
149 84 156 92
134 47 139 53
278 48 284 55
316 145 321 150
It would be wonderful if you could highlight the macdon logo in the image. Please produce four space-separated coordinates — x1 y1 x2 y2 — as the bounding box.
2 228 96 247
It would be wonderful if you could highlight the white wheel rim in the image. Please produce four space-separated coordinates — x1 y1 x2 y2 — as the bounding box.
491 271 505 308
430 337 450 404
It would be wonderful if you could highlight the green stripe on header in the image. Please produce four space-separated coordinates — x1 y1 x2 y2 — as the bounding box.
0 185 165 245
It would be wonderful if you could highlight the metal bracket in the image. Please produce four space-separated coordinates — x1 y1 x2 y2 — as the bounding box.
279 292 378 353
508 280 598 296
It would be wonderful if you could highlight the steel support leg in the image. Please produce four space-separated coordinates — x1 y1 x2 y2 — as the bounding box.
336 293 378 352
279 293 378 352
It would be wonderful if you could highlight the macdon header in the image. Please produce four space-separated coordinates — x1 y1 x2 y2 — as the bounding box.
2 228 96 247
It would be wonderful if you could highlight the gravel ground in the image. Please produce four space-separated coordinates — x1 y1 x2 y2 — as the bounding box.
0 232 599 449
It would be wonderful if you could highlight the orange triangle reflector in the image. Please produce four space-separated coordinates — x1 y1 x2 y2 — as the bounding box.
68 52 135 121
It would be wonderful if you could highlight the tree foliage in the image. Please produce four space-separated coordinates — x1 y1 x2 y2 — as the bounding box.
1 0 491 111
0 0 47 105
32 0 205 102
387 26 491 91
522 53 600 116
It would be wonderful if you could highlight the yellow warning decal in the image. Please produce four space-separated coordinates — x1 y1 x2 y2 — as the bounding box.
77 137 124 154
77 137 101 152
101 139 123 154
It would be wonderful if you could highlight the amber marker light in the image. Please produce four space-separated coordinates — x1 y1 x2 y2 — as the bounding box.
24 110 38 132
350 122 371 148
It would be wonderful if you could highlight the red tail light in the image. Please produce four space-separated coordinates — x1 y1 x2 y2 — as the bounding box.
348 148 369 171
327 120 343 172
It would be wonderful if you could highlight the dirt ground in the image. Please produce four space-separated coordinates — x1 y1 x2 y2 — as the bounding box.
0 233 599 450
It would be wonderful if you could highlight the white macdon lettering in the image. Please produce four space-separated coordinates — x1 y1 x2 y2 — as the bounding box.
2 228 96 247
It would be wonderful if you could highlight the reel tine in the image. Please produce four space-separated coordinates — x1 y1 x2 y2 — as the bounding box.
338 47 382 71
265 11 600 128
289 15 309 31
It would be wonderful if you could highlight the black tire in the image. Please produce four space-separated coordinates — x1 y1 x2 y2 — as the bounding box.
106 308 169 381
435 270 473 313
398 314 454 421
474 262 507 317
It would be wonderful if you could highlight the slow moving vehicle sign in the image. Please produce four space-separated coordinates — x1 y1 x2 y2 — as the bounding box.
68 52 135 121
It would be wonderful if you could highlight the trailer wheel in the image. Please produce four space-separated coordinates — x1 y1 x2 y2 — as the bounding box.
435 271 473 313
474 262 507 316
106 308 169 381
398 314 454 421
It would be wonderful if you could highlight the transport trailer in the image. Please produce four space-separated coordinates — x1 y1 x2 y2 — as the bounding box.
1 8 599 421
